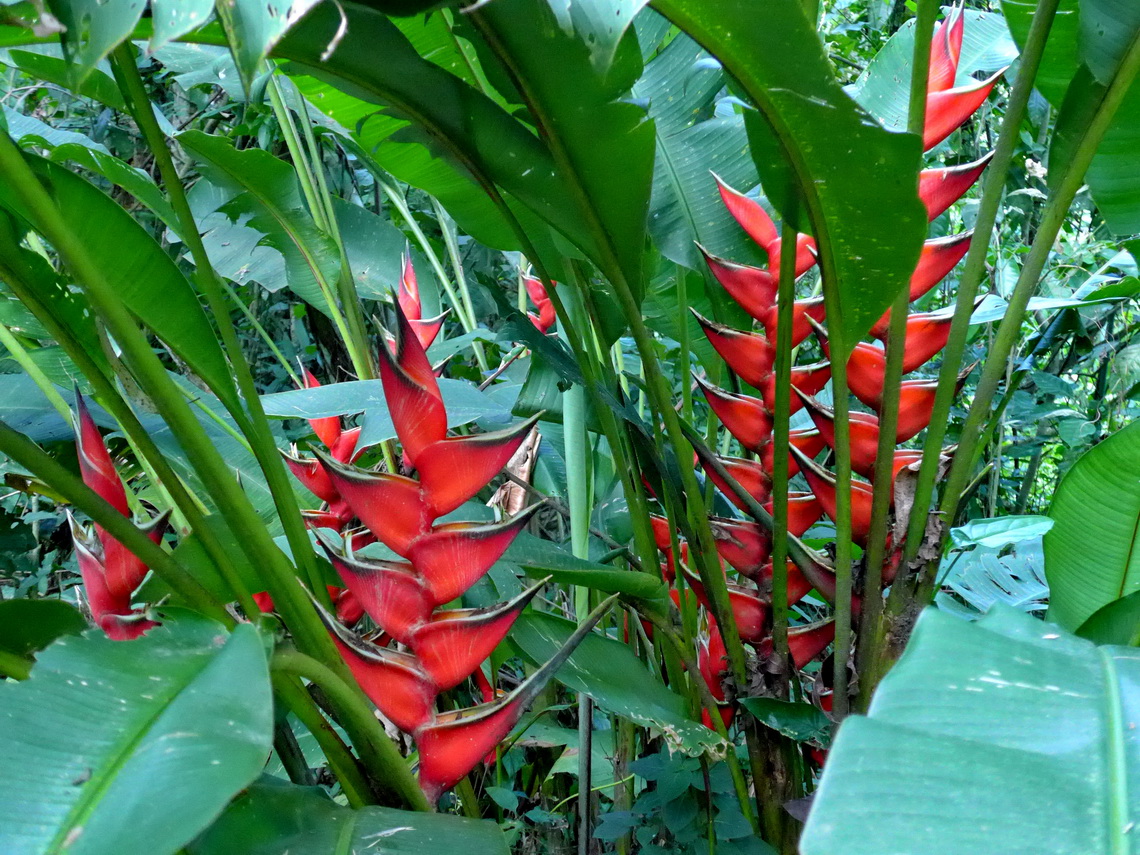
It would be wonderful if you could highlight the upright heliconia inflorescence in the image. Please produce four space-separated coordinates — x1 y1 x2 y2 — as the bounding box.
68 393 168 640
293 304 558 801
655 10 998 728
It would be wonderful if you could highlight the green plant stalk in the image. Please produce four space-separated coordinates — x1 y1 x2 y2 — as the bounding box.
285 76 375 380
219 279 301 386
430 197 490 372
272 647 430 811
901 0 1062 565
263 71 367 380
677 264 693 421
932 29 1140 590
0 247 238 573
273 715 317 787
109 46 337 608
856 0 937 710
0 418 225 619
271 673 372 808
0 321 70 420
769 219 798 692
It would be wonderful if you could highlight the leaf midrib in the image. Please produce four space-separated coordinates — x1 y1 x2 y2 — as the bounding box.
1097 647 1129 855
45 640 228 853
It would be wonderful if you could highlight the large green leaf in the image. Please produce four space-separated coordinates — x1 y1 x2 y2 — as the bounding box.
177 131 341 316
652 0 928 352
800 605 1140 855
1 49 125 109
1004 0 1140 234
49 0 144 85
510 613 724 755
545 0 651 73
278 3 593 264
150 0 215 52
1044 421 1140 631
0 616 273 855
189 776 509 855
213 0 321 91
471 0 655 301
0 155 239 407
0 599 85 679
632 23 763 272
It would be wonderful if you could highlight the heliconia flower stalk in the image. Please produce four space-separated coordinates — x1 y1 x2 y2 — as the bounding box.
69 393 168 640
663 11 996 734
286 303 596 802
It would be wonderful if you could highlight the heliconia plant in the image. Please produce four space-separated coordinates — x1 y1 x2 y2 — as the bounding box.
67 394 168 640
523 274 556 334
653 8 998 731
284 305 586 802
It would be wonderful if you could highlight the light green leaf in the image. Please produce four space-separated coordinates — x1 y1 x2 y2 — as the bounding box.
545 0 652 73
150 0 215 52
739 697 831 744
50 0 144 85
213 0 320 92
4 105 110 153
801 605 1140 855
331 196 405 301
178 130 340 315
3 49 124 109
950 515 1054 549
0 616 273 855
1045 421 1140 631
508 531 668 601
188 776 510 855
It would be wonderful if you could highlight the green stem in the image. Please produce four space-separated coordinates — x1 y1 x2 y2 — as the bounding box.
430 198 490 371
0 419 225 619
272 673 372 808
272 647 430 811
856 0 937 710
219 279 301 386
901 0 1062 565
932 27 1140 586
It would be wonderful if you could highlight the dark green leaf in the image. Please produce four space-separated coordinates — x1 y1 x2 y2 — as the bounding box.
0 616 273 855
0 598 85 661
214 0 320 92
3 50 125 109
508 531 668 601
739 697 832 744
1076 590 1140 645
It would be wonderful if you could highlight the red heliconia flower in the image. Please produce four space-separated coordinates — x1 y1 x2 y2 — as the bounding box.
927 7 965 93
695 376 773 453
764 492 824 538
698 620 734 730
709 516 771 580
909 233 973 301
758 619 837 669
398 255 446 350
791 447 876 547
680 565 768 643
69 394 167 640
924 69 1005 151
524 275 557 334
868 307 954 346
713 175 817 277
692 310 774 390
251 585 364 625
919 154 993 221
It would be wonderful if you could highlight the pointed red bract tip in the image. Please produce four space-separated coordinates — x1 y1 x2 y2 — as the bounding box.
319 536 432 643
316 451 429 555
791 447 876 546
788 620 837 668
710 516 770 579
410 583 542 690
378 307 447 466
797 388 882 480
762 491 823 538
928 9 964 93
763 297 826 348
301 370 343 450
714 174 778 249
695 377 772 452
74 393 130 518
919 153 992 221
99 511 168 603
416 416 539 517
699 246 777 324
285 453 341 505
692 310 774 390
924 69 1004 151
417 693 527 801
707 455 771 510
399 254 421 321
895 379 941 442
407 506 540 607
410 312 446 351
910 232 973 301
524 276 557 334
779 362 832 415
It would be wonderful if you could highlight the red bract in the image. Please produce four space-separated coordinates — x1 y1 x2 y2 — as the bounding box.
398 255 446 350
68 394 166 640
524 275 557 334
296 304 594 802
681 15 995 724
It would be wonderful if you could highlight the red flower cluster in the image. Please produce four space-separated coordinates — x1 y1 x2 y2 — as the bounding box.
662 11 997 728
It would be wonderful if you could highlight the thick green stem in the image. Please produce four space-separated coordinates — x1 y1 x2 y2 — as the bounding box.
272 647 430 811
0 419 225 619
856 0 937 710
0 321 70 420
901 0 1062 565
932 29 1140 580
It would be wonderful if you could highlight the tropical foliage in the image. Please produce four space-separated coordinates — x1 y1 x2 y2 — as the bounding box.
0 0 1139 853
